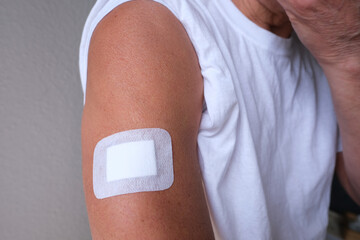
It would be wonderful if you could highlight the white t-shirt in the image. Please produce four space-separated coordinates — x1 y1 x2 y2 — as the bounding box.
79 0 342 239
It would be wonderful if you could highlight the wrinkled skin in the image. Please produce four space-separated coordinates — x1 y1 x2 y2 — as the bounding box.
276 0 360 68
250 0 360 204
273 0 360 204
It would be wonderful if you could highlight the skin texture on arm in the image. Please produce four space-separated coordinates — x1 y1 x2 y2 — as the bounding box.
336 152 360 205
81 1 215 239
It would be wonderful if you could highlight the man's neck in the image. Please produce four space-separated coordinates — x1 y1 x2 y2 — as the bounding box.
231 0 292 38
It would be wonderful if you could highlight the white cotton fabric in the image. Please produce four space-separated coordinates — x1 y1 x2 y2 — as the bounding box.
79 0 342 239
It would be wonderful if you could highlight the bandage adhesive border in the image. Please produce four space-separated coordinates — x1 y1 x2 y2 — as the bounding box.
93 128 174 199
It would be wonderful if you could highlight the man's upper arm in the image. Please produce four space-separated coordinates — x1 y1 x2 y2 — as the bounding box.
336 152 360 205
81 1 214 239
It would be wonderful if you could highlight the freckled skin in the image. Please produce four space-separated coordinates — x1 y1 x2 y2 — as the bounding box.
82 1 214 239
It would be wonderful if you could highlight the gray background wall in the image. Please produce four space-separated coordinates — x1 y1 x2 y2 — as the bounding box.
0 0 95 239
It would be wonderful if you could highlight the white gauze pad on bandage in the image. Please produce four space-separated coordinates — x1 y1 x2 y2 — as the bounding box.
93 128 174 199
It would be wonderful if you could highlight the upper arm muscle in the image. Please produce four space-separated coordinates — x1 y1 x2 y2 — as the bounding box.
336 152 360 205
81 1 213 239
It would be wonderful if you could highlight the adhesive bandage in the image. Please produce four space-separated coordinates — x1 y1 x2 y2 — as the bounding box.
93 128 174 199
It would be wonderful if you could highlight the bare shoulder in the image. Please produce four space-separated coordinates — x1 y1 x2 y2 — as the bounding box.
92 0 189 46
82 1 212 239
85 0 203 132
89 0 200 84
